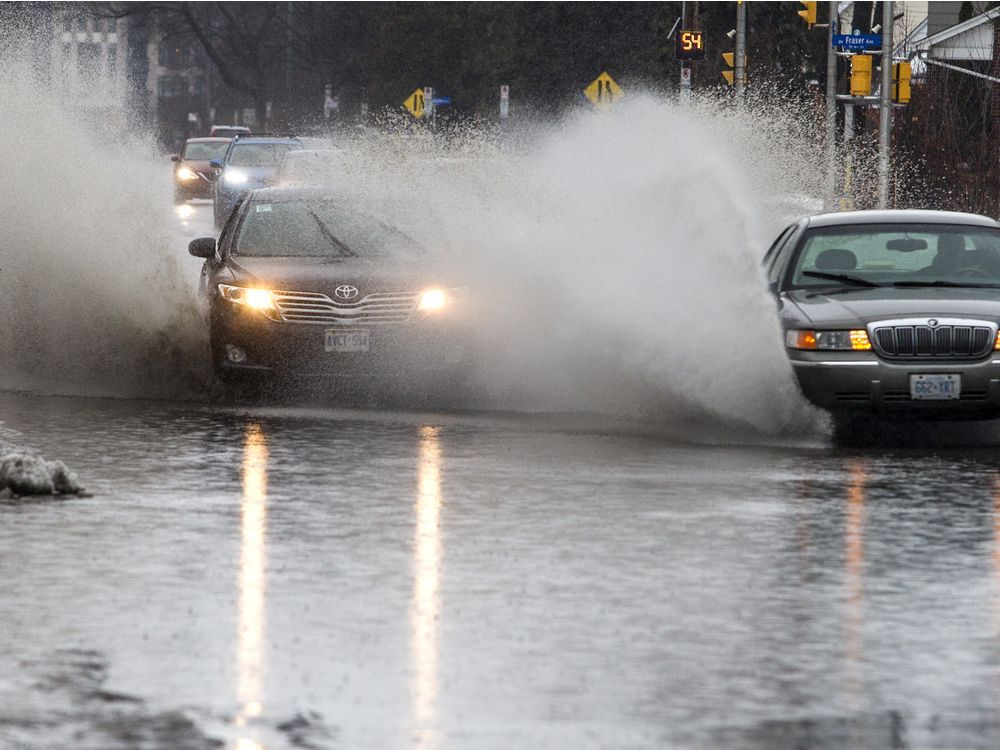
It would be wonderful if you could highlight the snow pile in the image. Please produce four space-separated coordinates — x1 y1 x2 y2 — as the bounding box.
0 454 84 496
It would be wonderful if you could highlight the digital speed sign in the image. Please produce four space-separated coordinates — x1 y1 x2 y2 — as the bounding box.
675 30 706 60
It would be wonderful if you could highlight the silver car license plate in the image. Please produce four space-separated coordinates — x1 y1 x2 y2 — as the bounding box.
325 329 370 353
910 374 960 400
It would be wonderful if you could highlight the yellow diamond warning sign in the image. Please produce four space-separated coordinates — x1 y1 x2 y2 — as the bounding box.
403 88 425 118
583 72 623 108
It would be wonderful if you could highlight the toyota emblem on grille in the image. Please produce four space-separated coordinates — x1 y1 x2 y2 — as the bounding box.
335 285 359 300
927 318 939 327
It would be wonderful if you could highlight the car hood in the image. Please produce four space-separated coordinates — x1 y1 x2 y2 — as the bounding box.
180 159 215 172
225 165 279 184
227 255 454 297
784 287 1000 327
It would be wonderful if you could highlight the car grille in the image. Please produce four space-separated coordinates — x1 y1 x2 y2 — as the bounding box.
271 290 420 325
871 321 995 360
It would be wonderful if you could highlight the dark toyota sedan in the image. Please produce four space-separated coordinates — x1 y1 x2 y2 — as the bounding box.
189 189 471 394
766 210 1000 421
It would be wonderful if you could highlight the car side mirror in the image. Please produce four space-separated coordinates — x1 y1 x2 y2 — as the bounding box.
188 237 217 259
209 159 223 169
169 154 180 162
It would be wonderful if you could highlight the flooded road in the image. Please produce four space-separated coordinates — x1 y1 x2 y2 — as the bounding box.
1 390 999 749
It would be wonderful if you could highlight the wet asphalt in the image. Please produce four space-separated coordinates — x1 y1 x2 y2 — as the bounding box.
0 203 998 749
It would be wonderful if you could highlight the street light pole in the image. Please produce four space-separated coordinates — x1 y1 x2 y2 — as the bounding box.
735 0 746 97
825 0 838 209
878 0 894 208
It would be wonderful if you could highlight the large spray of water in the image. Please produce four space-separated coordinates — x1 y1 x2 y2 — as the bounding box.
0 42 826 437
0 58 210 399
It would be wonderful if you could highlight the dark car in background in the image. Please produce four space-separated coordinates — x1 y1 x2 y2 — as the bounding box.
171 137 232 203
188 188 472 396
208 125 251 138
766 210 1000 423
211 134 302 228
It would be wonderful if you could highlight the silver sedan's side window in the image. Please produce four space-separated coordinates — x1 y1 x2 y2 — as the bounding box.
765 224 798 284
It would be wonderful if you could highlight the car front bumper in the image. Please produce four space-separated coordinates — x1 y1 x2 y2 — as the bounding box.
211 304 473 381
788 350 1000 417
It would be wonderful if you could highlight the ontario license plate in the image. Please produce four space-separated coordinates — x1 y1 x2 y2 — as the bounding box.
324 329 370 353
910 374 960 400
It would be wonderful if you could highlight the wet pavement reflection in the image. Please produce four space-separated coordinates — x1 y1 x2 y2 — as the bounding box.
1 392 999 749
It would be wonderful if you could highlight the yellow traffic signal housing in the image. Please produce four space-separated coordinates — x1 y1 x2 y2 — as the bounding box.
798 1 817 28
721 52 747 86
892 61 912 103
850 54 872 96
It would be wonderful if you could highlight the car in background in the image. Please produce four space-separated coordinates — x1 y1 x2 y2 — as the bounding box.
171 137 232 203
188 188 471 395
766 210 1000 424
275 149 348 188
210 134 302 228
209 125 251 138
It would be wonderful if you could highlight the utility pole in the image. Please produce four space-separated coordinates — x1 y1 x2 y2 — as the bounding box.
878 0 893 208
735 0 746 97
680 1 692 100
825 0 838 208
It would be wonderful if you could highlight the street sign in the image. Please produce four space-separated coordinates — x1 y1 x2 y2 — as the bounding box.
833 33 882 51
500 84 509 119
403 88 425 118
583 71 622 109
675 29 706 60
432 96 451 106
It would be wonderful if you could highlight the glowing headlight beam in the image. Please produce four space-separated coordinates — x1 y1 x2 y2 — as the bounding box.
176 166 198 181
225 169 249 185
218 285 279 319
418 289 448 312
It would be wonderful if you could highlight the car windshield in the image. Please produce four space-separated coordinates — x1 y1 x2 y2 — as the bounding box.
788 223 1000 288
235 198 423 259
228 143 296 167
181 141 230 160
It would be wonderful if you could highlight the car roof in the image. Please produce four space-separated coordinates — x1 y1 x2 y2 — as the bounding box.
184 137 232 144
805 209 1000 228
230 137 300 145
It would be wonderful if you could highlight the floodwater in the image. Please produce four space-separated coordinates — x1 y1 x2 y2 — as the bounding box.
1 390 999 749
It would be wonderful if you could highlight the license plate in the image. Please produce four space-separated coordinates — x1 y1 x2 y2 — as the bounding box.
324 329 370 353
910 374 960 400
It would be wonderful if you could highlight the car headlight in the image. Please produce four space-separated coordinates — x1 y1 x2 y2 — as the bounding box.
786 329 871 351
176 166 197 182
418 288 448 312
224 169 248 186
417 286 468 313
218 284 279 320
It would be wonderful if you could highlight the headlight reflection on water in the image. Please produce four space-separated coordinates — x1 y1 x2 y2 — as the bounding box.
237 422 269 747
411 425 443 749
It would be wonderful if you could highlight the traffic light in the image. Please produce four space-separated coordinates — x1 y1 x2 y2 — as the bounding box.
892 61 912 103
850 54 872 96
798 1 817 29
721 52 747 86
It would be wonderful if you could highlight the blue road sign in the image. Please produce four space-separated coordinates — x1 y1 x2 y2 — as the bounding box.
432 96 452 106
833 33 882 51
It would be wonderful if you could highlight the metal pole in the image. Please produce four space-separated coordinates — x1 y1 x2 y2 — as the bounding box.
825 1 838 209
879 0 893 208
680 1 691 101
735 0 746 97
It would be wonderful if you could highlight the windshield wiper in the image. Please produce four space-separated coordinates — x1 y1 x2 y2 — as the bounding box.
801 270 880 287
893 280 1000 288
309 211 356 257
